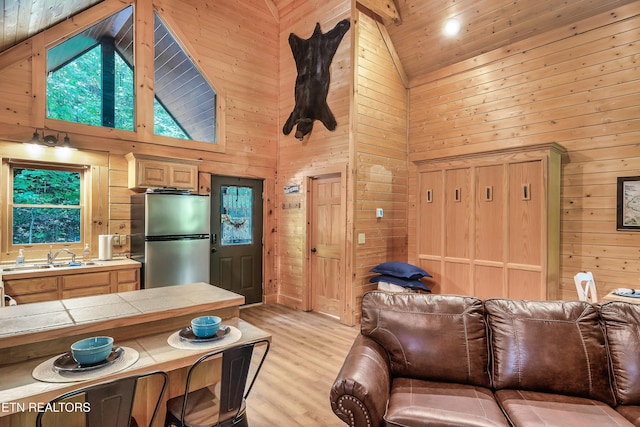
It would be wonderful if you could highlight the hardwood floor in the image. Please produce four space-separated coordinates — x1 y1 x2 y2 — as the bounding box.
239 303 359 426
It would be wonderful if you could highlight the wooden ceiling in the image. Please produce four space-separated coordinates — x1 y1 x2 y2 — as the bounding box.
357 0 638 86
0 0 637 88
0 0 103 53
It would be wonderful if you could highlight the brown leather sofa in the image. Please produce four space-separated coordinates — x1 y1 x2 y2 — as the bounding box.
330 291 640 426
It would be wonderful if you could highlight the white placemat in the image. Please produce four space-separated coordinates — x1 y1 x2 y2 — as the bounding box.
167 325 242 350
32 346 139 383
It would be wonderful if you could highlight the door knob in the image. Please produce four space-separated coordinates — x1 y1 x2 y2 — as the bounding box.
310 248 317 253
211 248 217 253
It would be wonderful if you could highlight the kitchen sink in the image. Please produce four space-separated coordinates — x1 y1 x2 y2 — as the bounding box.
1 264 53 272
2 262 98 272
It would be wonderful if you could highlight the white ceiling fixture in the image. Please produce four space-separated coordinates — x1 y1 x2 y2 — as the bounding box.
443 17 461 36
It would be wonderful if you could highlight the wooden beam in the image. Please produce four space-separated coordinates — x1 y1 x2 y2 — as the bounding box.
264 0 279 23
375 21 408 88
357 0 401 25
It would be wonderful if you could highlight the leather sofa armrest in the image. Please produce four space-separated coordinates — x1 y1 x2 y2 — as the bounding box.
330 334 390 427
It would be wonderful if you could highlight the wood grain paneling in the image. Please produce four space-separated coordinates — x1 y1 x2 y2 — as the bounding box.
408 3 640 300
0 0 279 303
349 11 408 323
275 0 352 319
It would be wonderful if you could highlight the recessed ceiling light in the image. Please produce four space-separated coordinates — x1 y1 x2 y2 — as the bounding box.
443 18 461 36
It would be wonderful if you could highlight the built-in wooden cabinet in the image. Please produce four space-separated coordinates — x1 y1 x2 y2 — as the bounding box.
3 265 140 305
3 277 58 305
126 152 200 191
415 143 563 300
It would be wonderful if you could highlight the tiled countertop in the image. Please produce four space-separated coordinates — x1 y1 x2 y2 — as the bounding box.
0 317 270 420
0 283 259 424
0 282 244 351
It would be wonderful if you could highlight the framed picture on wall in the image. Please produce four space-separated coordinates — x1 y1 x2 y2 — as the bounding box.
617 176 640 231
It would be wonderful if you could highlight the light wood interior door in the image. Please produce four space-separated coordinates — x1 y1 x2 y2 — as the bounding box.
310 175 343 318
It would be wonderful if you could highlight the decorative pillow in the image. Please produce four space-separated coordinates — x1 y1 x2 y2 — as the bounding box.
370 261 432 280
369 274 431 292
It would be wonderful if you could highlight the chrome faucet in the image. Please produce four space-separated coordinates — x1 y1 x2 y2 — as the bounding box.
47 247 76 264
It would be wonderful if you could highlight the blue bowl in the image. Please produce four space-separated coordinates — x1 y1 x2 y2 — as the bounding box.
191 316 221 338
70 336 114 365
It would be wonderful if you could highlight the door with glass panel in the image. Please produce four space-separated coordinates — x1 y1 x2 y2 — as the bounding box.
210 177 263 304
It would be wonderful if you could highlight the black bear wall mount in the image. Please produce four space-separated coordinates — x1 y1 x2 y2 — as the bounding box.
283 19 351 140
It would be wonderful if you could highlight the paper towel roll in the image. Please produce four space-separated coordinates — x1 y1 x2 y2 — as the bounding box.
98 235 113 260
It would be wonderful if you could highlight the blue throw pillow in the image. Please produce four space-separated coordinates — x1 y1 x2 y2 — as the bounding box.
369 274 431 292
370 261 432 280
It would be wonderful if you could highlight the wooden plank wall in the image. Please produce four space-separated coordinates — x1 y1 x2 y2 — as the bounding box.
352 11 408 322
275 0 352 311
0 0 280 300
407 2 640 300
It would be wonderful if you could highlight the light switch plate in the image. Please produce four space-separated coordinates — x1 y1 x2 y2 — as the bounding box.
375 208 383 218
358 233 365 244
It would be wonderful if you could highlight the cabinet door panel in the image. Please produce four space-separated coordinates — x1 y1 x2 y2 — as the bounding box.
507 269 544 300
443 261 471 295
13 291 59 304
4 277 58 295
475 165 504 262
475 265 504 299
139 160 170 187
445 168 471 258
418 171 443 256
509 161 543 265
116 269 138 284
63 285 111 299
419 259 440 292
169 164 198 189
62 272 111 290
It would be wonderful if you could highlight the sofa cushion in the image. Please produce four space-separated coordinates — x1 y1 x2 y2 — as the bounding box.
599 301 640 405
385 378 509 427
495 389 634 427
361 291 490 388
485 299 615 406
615 405 640 426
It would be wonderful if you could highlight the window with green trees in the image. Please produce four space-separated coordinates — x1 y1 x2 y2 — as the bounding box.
12 165 83 245
45 6 215 143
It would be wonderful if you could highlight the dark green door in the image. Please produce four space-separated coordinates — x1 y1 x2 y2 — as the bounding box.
210 176 263 304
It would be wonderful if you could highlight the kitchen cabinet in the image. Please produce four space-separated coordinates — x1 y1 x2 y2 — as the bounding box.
414 143 563 300
61 271 112 299
116 268 139 292
126 152 200 191
3 277 58 305
2 261 140 305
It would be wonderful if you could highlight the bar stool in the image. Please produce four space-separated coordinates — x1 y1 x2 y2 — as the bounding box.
165 339 270 427
36 370 168 427
574 271 598 303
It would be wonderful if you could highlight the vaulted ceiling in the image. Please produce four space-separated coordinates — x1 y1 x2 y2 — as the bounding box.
1 0 636 88
355 0 638 86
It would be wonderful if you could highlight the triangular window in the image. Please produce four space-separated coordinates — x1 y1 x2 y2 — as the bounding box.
46 6 135 130
45 6 216 143
153 13 217 143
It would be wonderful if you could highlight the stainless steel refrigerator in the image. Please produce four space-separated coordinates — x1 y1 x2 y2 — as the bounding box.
131 191 210 288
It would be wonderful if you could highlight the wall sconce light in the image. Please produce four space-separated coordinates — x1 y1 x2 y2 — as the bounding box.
28 129 71 148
